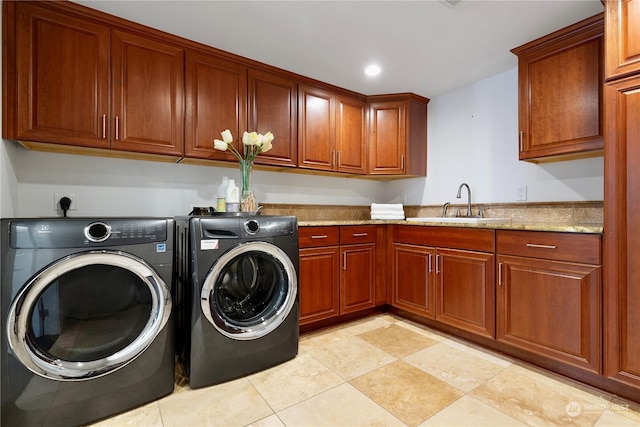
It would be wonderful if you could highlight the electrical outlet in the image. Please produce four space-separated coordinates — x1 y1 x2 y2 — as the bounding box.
516 185 527 201
54 193 77 211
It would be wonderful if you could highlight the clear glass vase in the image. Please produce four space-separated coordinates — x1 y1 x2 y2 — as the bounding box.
240 159 257 213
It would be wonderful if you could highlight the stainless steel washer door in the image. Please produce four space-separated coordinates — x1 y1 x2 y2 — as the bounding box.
201 241 297 340
6 250 172 381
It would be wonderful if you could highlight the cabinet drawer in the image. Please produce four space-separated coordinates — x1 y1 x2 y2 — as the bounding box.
340 225 377 245
496 230 601 264
298 226 340 248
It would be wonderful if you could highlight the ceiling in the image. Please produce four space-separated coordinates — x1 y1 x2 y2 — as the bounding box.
73 0 604 99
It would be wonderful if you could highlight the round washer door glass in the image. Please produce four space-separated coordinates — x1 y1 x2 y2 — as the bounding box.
201 241 297 340
6 251 172 381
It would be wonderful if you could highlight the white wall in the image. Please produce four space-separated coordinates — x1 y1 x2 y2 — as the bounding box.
383 68 604 205
1 67 604 218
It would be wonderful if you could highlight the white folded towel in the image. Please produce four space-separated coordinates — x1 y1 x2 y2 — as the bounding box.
370 203 404 212
371 213 405 220
370 209 405 215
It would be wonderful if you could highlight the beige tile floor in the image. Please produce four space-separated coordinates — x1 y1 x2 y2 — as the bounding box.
92 314 640 427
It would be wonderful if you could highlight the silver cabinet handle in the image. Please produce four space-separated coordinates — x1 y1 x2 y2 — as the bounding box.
498 262 503 286
102 114 106 139
401 154 405 171
343 252 347 271
337 151 341 167
435 254 440 274
310 235 328 239
519 131 524 152
428 253 432 273
352 233 368 237
115 116 120 141
331 150 335 167
526 243 557 249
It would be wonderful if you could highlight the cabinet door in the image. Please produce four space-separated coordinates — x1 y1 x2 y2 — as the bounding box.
298 246 340 325
340 243 375 314
513 14 604 161
368 101 406 175
248 69 297 167
497 255 601 374
111 30 184 156
14 3 110 147
436 249 495 338
605 0 640 80
391 243 435 318
604 74 640 388
298 84 335 171
184 51 247 161
336 95 367 174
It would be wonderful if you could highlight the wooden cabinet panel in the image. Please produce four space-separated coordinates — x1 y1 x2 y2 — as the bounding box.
340 243 375 314
248 68 297 167
339 225 376 245
605 0 640 80
299 246 340 324
604 74 640 389
298 226 340 248
512 13 604 162
436 249 495 338
497 255 602 374
336 95 367 174
392 243 435 318
496 230 601 264
111 30 184 156
14 3 110 147
298 84 335 171
367 95 428 177
184 51 245 160
368 101 405 175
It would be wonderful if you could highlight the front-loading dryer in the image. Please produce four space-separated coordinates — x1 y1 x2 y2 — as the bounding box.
1 218 175 427
175 215 299 389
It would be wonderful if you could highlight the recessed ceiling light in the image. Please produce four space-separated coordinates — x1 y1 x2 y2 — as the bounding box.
364 64 381 77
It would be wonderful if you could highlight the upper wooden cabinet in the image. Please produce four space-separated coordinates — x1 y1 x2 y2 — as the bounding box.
184 51 247 161
298 83 367 174
6 2 184 157
511 13 604 162
111 30 184 156
367 94 428 177
336 96 367 174
248 68 298 168
3 0 425 178
605 0 640 80
10 3 110 148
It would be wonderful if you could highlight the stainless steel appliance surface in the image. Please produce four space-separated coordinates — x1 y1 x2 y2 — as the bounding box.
1 218 175 427
175 215 299 389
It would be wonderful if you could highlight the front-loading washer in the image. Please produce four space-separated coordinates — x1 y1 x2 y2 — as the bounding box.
175 215 299 389
1 218 175 427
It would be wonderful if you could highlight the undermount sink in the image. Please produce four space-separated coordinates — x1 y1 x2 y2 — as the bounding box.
406 217 511 224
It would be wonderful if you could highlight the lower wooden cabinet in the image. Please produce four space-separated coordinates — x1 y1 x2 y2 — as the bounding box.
299 225 376 325
391 226 495 338
496 230 602 374
391 243 435 318
437 248 495 339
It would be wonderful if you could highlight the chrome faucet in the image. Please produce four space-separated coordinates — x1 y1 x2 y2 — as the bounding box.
442 202 450 217
456 183 473 217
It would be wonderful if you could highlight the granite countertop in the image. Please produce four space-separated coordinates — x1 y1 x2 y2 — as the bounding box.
298 219 603 234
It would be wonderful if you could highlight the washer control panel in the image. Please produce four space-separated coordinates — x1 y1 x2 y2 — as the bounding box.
9 218 169 248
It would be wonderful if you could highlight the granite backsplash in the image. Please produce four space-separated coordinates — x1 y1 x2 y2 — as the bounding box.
260 201 603 225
